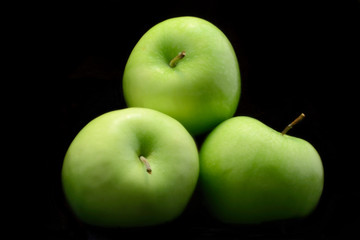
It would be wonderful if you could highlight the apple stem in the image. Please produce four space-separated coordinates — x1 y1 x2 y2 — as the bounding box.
281 113 306 135
169 51 186 68
139 156 152 174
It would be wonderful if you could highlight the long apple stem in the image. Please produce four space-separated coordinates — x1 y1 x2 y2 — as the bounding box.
139 156 152 174
281 113 305 135
169 51 186 68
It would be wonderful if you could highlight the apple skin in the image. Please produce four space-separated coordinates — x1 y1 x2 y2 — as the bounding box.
199 116 324 224
62 108 199 227
123 16 241 135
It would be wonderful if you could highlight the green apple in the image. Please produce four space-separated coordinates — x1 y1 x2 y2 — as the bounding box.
199 114 324 224
62 108 199 227
123 16 241 135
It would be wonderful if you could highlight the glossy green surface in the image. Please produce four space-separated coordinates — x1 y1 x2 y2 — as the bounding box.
62 108 199 227
123 17 240 135
200 116 324 224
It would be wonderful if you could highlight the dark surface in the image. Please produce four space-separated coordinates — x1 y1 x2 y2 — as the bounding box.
30 0 359 239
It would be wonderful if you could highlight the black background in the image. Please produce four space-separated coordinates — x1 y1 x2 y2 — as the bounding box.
30 0 359 239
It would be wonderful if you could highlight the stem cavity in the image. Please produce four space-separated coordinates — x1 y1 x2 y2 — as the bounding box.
139 156 152 174
281 113 305 135
169 51 186 68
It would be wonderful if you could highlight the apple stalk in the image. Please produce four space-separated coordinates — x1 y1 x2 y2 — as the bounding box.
169 51 186 68
139 156 152 174
281 113 305 135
